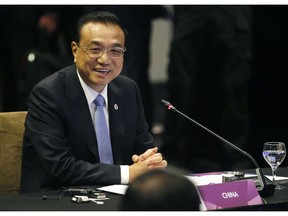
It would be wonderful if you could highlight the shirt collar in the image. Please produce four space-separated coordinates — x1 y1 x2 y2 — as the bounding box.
76 69 108 106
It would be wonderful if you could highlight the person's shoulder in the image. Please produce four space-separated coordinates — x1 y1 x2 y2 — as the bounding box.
58 64 76 74
110 75 139 94
34 64 75 88
113 75 137 85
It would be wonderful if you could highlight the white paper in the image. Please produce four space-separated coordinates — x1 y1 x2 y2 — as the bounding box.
97 184 128 195
185 174 223 186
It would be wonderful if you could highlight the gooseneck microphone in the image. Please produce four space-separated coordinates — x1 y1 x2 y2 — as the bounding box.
161 99 275 197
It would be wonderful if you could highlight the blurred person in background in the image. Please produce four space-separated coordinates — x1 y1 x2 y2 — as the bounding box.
1 5 81 111
162 5 253 173
21 11 73 109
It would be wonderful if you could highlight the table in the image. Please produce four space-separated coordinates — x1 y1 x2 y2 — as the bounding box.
0 189 123 211
0 167 288 211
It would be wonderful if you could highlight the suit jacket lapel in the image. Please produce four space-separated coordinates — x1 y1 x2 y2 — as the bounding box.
108 82 125 164
65 66 99 159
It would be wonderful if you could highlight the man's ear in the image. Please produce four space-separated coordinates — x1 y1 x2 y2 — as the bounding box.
71 41 78 63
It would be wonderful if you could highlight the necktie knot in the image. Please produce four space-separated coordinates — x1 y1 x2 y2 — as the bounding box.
95 95 105 107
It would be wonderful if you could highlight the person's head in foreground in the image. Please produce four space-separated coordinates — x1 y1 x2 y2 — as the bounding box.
121 169 201 211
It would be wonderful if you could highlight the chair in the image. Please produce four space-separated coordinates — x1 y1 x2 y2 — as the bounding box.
0 111 27 196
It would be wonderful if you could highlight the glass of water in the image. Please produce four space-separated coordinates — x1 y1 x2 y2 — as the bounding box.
262 141 286 190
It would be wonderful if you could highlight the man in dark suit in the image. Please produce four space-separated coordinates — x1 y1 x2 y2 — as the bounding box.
20 11 167 193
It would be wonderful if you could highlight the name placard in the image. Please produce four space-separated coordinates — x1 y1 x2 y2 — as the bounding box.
197 180 262 210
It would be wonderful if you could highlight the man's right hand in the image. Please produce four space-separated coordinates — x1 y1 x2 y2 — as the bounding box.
128 147 168 182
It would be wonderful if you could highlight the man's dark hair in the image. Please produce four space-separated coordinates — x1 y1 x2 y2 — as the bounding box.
121 169 201 211
73 11 128 43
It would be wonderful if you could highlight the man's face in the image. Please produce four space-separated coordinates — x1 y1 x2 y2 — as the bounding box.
71 22 125 92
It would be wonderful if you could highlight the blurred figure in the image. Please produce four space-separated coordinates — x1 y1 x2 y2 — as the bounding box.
248 6 288 167
121 169 200 211
1 5 81 111
20 11 72 109
162 5 253 173
1 5 39 111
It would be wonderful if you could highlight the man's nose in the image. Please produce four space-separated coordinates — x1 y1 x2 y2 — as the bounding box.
97 51 111 64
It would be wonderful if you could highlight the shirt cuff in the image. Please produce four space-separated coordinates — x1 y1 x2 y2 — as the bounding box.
120 165 129 184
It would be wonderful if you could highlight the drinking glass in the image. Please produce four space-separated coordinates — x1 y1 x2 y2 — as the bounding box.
262 141 286 190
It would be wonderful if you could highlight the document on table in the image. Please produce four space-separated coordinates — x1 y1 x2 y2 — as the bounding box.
97 184 128 195
186 173 223 186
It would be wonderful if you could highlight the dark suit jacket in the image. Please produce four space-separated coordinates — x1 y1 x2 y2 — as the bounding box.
20 64 154 193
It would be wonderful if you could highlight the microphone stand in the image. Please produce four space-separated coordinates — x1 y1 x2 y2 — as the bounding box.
161 99 275 197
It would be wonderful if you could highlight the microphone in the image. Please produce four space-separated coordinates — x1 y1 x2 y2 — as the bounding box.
161 99 276 197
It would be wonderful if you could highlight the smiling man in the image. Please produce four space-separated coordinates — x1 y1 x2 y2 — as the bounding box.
20 11 167 193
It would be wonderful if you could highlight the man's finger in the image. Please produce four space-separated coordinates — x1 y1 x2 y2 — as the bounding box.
139 147 158 161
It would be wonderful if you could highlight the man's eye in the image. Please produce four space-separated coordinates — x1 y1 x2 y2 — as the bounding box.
110 48 122 54
90 47 103 52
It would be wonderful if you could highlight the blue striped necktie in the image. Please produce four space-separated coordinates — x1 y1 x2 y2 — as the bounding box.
94 95 113 164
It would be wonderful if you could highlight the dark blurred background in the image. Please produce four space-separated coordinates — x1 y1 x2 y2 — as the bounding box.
1 5 288 172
